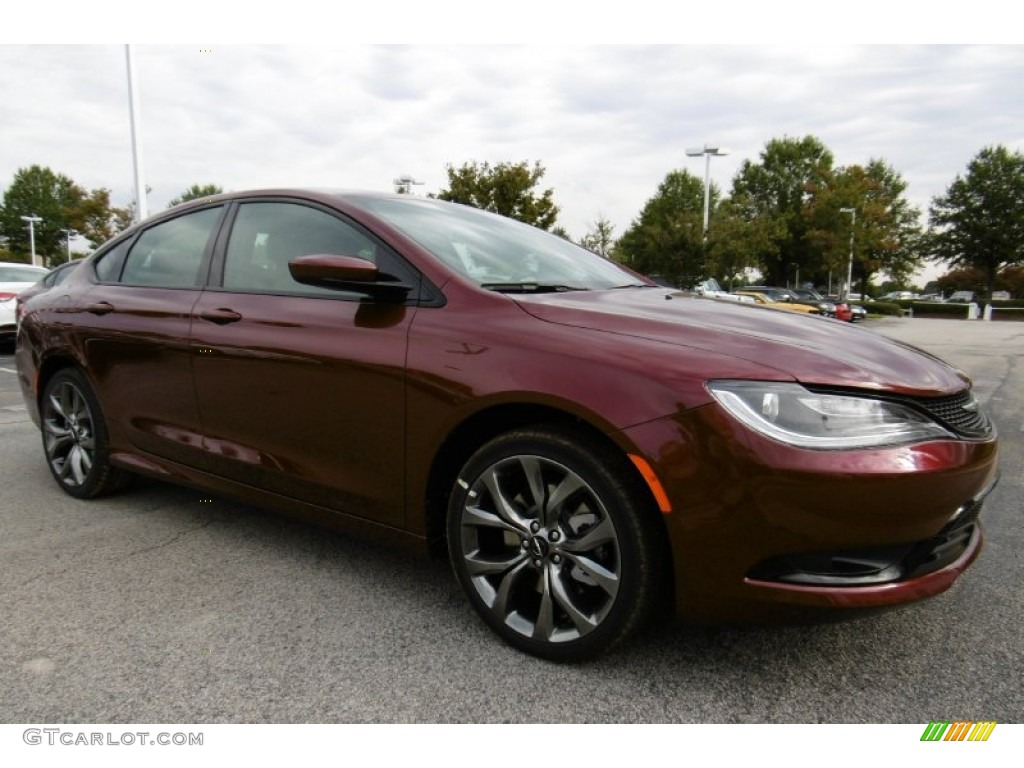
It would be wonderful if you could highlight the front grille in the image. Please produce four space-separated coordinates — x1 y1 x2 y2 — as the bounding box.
902 390 992 438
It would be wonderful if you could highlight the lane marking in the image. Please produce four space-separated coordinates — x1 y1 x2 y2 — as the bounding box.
0 366 18 374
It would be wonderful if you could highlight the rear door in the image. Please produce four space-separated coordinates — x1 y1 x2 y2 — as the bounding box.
78 205 225 465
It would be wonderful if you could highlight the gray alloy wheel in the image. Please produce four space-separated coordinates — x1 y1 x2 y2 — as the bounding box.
41 370 126 499
448 427 662 661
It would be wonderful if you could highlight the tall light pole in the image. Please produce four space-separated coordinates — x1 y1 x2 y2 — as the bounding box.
685 144 729 239
21 214 43 267
126 45 148 222
60 228 77 263
840 207 856 301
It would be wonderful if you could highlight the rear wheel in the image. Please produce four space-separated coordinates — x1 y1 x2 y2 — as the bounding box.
40 369 128 499
447 427 663 661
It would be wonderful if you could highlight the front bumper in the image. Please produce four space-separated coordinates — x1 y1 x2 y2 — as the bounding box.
621 404 1000 622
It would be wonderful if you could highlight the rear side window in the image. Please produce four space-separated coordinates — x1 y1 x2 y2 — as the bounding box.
120 207 222 288
93 240 131 282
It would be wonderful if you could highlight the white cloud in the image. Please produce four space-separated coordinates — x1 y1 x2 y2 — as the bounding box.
1 43 1022 285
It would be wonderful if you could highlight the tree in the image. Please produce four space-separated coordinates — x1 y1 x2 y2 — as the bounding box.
66 186 132 249
937 265 1024 298
999 265 1024 298
0 165 80 263
705 197 785 288
0 166 132 265
730 136 834 285
614 170 708 286
928 145 1024 299
935 267 988 297
168 183 224 208
579 215 615 257
804 160 923 294
433 161 559 230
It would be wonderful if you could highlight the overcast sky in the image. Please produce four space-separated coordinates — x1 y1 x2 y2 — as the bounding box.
2 17 1021 282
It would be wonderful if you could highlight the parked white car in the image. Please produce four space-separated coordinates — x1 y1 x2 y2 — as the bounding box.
0 262 48 348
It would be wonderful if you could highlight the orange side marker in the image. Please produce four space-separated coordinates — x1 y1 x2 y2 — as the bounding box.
629 454 672 514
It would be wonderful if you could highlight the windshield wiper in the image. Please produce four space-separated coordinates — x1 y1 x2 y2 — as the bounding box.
481 282 589 294
610 283 656 289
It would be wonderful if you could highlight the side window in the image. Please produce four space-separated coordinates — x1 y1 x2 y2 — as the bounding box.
120 207 222 288
93 239 131 282
223 202 377 295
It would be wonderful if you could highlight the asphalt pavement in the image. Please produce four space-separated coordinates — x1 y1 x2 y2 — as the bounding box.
0 317 1021 723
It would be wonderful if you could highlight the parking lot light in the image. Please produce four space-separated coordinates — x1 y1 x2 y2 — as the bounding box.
686 144 729 239
20 214 43 267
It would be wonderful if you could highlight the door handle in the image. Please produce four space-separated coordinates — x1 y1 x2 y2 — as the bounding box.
199 308 243 325
86 301 115 315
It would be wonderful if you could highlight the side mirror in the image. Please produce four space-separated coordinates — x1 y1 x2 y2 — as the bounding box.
288 254 411 298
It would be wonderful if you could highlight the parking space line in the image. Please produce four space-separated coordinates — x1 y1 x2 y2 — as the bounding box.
0 367 17 374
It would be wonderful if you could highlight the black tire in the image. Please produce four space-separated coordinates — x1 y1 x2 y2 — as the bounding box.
40 369 128 499
447 426 664 661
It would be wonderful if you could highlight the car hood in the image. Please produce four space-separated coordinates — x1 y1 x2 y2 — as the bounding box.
514 289 970 397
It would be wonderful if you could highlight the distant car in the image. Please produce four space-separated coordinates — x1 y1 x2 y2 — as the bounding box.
694 278 754 303
880 291 918 301
849 304 868 322
789 288 839 318
0 261 49 349
734 290 822 315
14 189 1000 660
949 291 978 303
741 285 796 302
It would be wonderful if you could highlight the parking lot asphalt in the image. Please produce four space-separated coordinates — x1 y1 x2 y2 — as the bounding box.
0 317 1021 723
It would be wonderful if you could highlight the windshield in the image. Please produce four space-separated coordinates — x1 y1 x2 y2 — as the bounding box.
354 196 645 291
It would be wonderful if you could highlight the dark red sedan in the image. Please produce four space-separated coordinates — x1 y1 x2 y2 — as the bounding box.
15 190 999 660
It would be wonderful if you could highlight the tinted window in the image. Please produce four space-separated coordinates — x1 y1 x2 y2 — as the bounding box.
93 240 131 283
223 202 378 295
52 262 80 286
355 196 640 289
120 207 221 288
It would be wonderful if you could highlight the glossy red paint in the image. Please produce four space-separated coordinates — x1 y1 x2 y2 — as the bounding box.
14 189 1000 657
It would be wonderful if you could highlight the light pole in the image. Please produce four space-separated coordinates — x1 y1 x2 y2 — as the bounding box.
126 45 148 222
21 214 43 267
60 229 77 262
393 174 424 195
839 207 856 301
685 144 729 239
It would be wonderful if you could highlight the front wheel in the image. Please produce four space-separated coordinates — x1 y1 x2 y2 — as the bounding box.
40 369 128 499
447 427 663 661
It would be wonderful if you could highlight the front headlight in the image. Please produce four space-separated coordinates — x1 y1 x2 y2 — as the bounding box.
706 381 954 449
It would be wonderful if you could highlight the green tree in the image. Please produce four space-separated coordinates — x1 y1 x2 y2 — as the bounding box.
0 165 79 263
999 265 1024 298
928 145 1024 299
935 267 988 297
0 166 132 264
730 136 834 285
67 186 132 249
614 170 708 286
433 161 559 230
168 183 224 208
706 196 784 288
579 215 615 257
804 160 923 294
